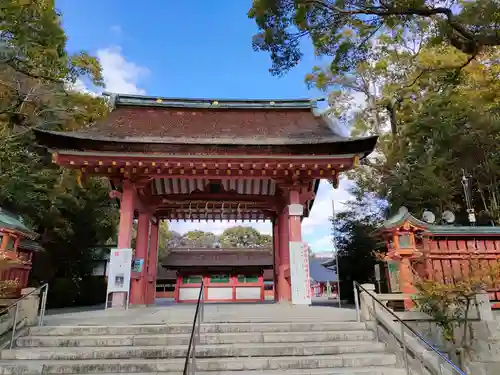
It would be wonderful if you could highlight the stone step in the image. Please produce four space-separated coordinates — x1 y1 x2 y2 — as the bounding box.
1 341 386 360
0 353 398 374
47 368 406 375
16 330 375 347
27 322 368 336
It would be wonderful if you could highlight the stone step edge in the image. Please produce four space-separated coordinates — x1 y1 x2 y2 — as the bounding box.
0 352 396 364
6 340 383 353
43 368 405 375
18 330 374 340
33 321 366 328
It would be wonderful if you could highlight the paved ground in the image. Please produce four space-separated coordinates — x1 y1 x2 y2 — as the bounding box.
43 300 357 326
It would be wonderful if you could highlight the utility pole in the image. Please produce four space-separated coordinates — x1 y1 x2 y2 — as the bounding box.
461 169 477 226
332 198 341 308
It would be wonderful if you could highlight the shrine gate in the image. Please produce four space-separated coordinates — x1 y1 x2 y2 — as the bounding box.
35 94 377 307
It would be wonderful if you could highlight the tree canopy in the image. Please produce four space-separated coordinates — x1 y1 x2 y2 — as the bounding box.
249 0 500 77
219 226 272 248
0 0 117 307
248 1 500 298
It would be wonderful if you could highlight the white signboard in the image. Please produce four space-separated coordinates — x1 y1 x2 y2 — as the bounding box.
106 248 133 307
289 242 312 305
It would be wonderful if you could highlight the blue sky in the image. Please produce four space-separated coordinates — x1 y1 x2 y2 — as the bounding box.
56 0 354 253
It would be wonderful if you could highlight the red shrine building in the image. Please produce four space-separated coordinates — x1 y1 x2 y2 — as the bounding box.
159 247 274 303
35 94 377 307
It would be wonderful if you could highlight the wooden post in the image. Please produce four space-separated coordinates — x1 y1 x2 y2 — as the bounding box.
130 211 150 305
146 220 159 305
113 180 135 308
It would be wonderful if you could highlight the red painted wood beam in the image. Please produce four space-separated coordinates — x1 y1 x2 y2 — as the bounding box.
145 193 278 205
53 152 356 171
77 167 340 181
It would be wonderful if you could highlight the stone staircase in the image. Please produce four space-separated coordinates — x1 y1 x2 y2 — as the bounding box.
0 317 407 375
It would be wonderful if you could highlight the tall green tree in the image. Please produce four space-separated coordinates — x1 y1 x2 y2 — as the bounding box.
219 226 272 248
0 0 118 307
333 191 386 301
183 230 218 248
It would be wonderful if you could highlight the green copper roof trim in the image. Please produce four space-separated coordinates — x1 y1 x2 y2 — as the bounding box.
103 92 318 110
0 207 38 239
382 207 500 235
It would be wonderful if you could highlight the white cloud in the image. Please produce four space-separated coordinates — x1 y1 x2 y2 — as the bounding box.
301 178 353 236
308 235 336 253
97 46 149 95
67 78 98 96
68 46 149 96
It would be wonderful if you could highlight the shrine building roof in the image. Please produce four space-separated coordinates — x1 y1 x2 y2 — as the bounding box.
160 247 273 267
310 257 338 282
34 93 378 156
381 207 500 236
0 207 38 240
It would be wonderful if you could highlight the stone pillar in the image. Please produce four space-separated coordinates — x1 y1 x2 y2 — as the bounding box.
272 218 280 301
113 180 135 308
399 256 416 310
19 287 40 326
277 209 291 302
476 291 494 322
130 211 151 306
359 283 376 321
287 188 308 305
146 220 159 305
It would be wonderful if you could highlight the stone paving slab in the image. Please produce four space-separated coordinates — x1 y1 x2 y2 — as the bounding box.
0 353 398 373
42 303 357 326
55 370 405 375
29 321 368 336
61 369 406 375
1 341 387 360
16 330 375 347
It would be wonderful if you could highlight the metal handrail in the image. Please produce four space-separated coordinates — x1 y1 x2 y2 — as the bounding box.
183 280 205 375
353 281 466 375
0 283 49 349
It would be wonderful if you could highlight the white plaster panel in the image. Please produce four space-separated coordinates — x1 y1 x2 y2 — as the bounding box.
235 287 261 300
207 287 232 300
179 288 201 301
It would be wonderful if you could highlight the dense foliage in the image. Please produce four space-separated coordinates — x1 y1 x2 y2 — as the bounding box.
250 0 500 223
249 2 500 332
0 0 117 308
158 226 273 260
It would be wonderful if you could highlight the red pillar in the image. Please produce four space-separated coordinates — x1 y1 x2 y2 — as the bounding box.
272 219 280 301
277 208 291 302
400 256 416 310
113 180 135 308
130 211 150 305
146 220 159 305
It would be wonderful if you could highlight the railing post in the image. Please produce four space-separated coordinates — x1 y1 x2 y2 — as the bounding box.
353 282 361 322
359 283 376 321
9 303 19 349
401 320 409 375
39 284 48 326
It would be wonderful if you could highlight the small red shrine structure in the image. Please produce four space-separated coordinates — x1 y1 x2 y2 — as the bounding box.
160 247 273 303
35 94 377 307
380 207 500 308
0 208 43 296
